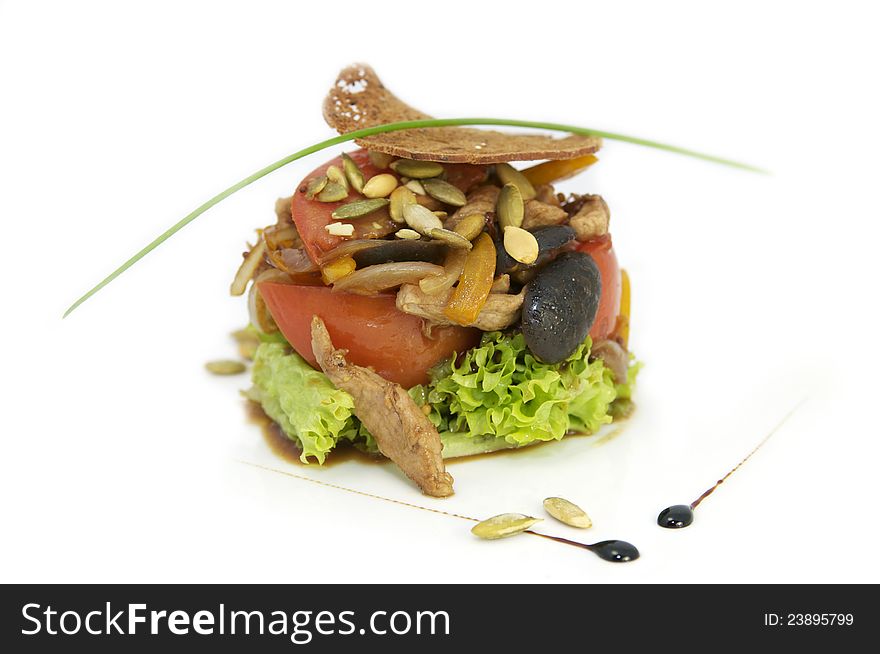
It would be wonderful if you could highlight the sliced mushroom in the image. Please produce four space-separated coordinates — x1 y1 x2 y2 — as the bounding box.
589 339 629 384
396 284 524 331
310 317 454 497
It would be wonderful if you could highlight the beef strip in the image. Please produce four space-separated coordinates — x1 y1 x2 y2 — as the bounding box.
310 316 454 497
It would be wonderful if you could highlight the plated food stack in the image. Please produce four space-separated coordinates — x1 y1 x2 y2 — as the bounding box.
232 65 638 496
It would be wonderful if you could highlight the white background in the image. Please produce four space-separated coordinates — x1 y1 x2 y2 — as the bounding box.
2 0 878 583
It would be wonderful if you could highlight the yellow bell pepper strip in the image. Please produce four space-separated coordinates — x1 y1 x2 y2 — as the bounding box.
443 233 496 325
320 255 356 284
615 268 631 348
521 154 598 186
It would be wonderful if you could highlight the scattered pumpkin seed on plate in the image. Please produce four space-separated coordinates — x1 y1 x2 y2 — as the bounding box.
205 360 246 375
471 513 542 540
543 497 593 529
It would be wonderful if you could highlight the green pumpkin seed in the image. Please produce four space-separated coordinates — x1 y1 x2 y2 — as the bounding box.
471 513 541 540
389 186 417 223
422 178 467 207
391 159 445 179
452 213 486 241
395 228 422 240
326 165 349 192
496 162 536 200
543 497 593 529
305 175 328 200
205 360 246 375
432 211 448 219
497 183 524 229
316 181 349 202
429 228 473 250
341 153 365 193
405 179 426 195
403 203 443 234
368 150 395 169
331 198 389 220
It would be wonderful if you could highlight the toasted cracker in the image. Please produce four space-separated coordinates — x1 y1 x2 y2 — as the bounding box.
323 65 602 164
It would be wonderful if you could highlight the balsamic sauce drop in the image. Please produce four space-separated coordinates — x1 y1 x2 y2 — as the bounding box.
656 400 805 530
528 532 640 562
657 504 694 529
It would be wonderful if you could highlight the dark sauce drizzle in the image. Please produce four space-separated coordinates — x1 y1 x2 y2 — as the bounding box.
240 461 639 563
658 400 806 529
528 532 640 562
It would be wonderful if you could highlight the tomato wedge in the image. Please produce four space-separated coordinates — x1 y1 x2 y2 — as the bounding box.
258 282 480 388
576 234 622 341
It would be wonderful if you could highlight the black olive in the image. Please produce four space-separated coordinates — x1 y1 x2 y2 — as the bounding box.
496 225 576 274
353 240 445 268
522 251 601 363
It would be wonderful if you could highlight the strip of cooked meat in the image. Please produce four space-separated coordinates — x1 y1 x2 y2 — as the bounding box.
446 185 499 230
310 316 454 497
396 284 525 331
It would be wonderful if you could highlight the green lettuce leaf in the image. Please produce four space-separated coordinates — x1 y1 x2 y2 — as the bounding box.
246 341 368 463
247 329 639 463
411 331 638 456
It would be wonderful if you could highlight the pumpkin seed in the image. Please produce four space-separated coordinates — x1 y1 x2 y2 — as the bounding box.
341 153 365 193
471 513 541 540
496 162 536 200
497 183 524 229
391 159 444 179
403 203 443 234
331 198 389 220
432 211 448 220
231 328 260 360
452 213 486 241
205 360 246 375
429 228 473 250
422 178 467 207
368 150 395 169
316 181 348 202
325 222 354 236
326 165 349 192
405 179 426 195
503 225 539 264
305 175 328 200
389 186 417 223
543 497 593 529
395 228 422 240
362 173 399 198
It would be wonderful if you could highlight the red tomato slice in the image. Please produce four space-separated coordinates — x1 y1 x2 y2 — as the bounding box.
577 234 621 341
290 150 487 265
258 282 481 388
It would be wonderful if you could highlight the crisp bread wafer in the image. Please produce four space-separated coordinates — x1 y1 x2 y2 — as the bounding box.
323 65 601 164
